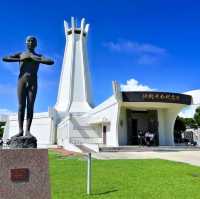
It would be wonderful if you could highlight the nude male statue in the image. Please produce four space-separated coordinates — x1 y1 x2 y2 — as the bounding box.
2 36 54 137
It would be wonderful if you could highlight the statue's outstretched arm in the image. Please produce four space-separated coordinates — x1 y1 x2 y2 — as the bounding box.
31 55 54 65
2 53 21 62
40 56 54 65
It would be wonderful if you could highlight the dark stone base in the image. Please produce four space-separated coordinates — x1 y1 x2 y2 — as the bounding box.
8 136 37 148
0 149 50 199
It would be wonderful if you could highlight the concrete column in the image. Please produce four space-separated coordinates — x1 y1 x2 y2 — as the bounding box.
164 109 179 146
118 107 127 145
158 107 183 146
158 109 166 145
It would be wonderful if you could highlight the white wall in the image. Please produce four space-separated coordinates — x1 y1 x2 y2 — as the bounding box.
3 112 55 146
118 107 127 145
86 96 120 146
57 115 71 146
70 115 102 144
57 96 120 148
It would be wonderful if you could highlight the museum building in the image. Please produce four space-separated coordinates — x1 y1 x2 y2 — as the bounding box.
3 18 193 152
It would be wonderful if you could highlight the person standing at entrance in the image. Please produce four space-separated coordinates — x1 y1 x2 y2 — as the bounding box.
145 131 151 146
138 130 143 146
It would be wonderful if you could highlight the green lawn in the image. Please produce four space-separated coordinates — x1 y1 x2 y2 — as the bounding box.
49 150 200 199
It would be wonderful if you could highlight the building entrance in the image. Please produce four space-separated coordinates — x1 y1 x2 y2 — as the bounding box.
127 109 159 146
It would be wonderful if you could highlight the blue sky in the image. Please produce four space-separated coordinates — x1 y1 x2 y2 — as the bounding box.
0 0 200 113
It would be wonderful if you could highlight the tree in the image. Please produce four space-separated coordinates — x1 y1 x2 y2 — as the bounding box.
174 116 186 143
184 118 198 129
174 116 186 132
194 106 200 127
0 122 5 138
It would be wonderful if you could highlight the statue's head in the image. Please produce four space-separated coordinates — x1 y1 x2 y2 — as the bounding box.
26 36 37 51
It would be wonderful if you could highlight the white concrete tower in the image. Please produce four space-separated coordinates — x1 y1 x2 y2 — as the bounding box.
55 17 93 115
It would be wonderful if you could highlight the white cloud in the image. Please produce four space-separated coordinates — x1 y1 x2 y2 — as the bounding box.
103 40 167 65
121 78 156 91
104 40 166 54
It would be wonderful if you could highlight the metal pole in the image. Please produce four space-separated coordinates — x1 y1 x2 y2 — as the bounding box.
87 152 92 195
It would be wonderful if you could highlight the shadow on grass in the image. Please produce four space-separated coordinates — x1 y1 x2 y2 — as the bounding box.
92 189 118 196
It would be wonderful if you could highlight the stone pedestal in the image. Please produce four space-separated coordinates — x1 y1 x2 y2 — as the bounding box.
8 136 37 149
0 149 51 199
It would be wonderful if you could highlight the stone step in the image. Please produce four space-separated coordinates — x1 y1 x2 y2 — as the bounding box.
99 146 200 152
76 144 96 153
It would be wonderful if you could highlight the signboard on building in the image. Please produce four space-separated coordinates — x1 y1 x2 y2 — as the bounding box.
122 91 192 105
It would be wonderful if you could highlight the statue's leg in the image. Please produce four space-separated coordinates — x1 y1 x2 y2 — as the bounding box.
16 77 26 137
25 79 37 136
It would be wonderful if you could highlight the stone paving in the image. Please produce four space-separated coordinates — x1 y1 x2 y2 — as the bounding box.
92 150 200 167
47 146 200 167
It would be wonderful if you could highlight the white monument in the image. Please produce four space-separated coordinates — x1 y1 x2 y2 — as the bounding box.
55 17 93 115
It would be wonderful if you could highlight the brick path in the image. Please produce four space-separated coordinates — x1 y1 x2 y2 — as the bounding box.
49 148 80 156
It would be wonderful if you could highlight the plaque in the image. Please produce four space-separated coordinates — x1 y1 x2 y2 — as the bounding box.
10 168 29 182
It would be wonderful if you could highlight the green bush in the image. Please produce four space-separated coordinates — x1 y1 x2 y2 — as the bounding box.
0 122 5 138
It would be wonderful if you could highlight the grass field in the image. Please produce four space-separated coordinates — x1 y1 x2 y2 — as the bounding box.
49 150 200 199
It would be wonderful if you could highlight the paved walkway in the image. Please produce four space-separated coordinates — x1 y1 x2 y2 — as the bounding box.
92 151 200 167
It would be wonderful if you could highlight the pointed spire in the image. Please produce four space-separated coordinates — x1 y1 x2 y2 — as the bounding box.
71 17 75 31
55 17 92 113
64 20 68 38
85 24 90 33
81 18 85 29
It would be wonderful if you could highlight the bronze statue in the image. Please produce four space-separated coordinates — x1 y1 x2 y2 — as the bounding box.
2 36 54 138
